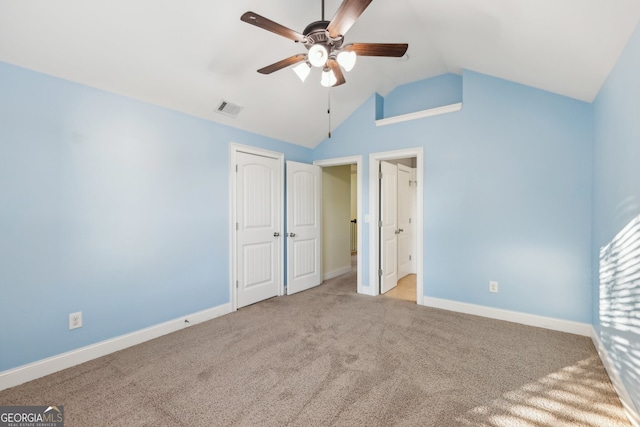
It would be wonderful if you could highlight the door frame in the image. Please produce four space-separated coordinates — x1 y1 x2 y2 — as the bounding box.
313 155 363 295
396 163 413 279
229 143 285 311
369 148 424 305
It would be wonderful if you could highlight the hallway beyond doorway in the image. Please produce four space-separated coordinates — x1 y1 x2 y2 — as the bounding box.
383 274 417 302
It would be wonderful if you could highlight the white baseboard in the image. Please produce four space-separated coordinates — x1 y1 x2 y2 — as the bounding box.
422 297 591 336
591 327 640 427
323 266 352 281
0 303 232 392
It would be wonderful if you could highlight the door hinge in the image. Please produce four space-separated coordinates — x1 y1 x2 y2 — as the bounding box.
235 164 238 172
378 172 383 179
409 255 412 261
236 222 239 230
378 269 383 277
236 280 238 289
409 218 412 224
378 220 383 227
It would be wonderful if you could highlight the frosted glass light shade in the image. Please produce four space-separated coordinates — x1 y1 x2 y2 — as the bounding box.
320 69 337 87
308 44 328 68
293 62 311 82
337 51 357 72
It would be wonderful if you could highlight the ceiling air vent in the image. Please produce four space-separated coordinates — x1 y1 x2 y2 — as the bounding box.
216 100 244 118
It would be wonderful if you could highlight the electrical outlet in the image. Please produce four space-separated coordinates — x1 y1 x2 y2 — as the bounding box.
489 281 499 293
69 312 82 330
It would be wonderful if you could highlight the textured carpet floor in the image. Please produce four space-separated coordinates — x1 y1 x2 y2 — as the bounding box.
0 271 631 426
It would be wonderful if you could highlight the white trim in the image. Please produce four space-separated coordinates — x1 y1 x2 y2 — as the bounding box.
422 296 591 336
591 327 640 427
313 156 363 295
323 266 353 281
0 303 231 392
375 103 462 127
369 148 424 304
229 143 285 311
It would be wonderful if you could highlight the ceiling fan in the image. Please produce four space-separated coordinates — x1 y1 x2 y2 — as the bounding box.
240 0 409 87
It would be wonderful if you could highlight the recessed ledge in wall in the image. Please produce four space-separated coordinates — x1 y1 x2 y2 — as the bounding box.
375 102 463 127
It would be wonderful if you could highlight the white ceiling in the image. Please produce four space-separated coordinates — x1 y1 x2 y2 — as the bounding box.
1 0 639 148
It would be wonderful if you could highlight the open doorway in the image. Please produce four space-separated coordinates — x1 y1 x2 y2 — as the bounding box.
314 156 363 294
369 148 424 305
321 164 355 284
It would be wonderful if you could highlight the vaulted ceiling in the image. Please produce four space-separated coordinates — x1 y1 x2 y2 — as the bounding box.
1 0 639 148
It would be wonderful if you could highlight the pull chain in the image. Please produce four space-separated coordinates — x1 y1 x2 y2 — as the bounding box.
328 90 332 138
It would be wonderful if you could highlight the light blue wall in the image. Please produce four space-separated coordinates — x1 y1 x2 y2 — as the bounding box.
0 53 619 383
592 24 640 412
0 61 312 371
382 73 463 118
315 70 593 323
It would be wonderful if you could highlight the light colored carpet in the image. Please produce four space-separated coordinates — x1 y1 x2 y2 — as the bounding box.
0 270 631 426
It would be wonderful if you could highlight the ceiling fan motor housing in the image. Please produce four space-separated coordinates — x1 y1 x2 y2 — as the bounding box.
303 20 344 53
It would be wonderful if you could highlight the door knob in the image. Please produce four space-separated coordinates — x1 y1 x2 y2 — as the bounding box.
289 232 296 237
398 228 404 233
274 232 280 237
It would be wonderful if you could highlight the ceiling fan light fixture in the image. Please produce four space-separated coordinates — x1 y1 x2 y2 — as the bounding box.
240 1 408 89
308 44 328 67
293 62 311 82
321 68 337 87
337 51 357 72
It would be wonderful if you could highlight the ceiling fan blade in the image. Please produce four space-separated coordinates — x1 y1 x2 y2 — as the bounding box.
327 59 346 86
344 43 408 57
326 0 373 39
257 54 307 74
241 11 305 43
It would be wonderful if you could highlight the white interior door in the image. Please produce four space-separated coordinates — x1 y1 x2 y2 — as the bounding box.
380 161 398 294
287 161 322 294
397 164 412 279
236 152 281 308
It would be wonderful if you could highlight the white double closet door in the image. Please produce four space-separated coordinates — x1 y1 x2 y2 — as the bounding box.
235 154 322 309
380 161 416 294
285 161 322 295
236 152 282 308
